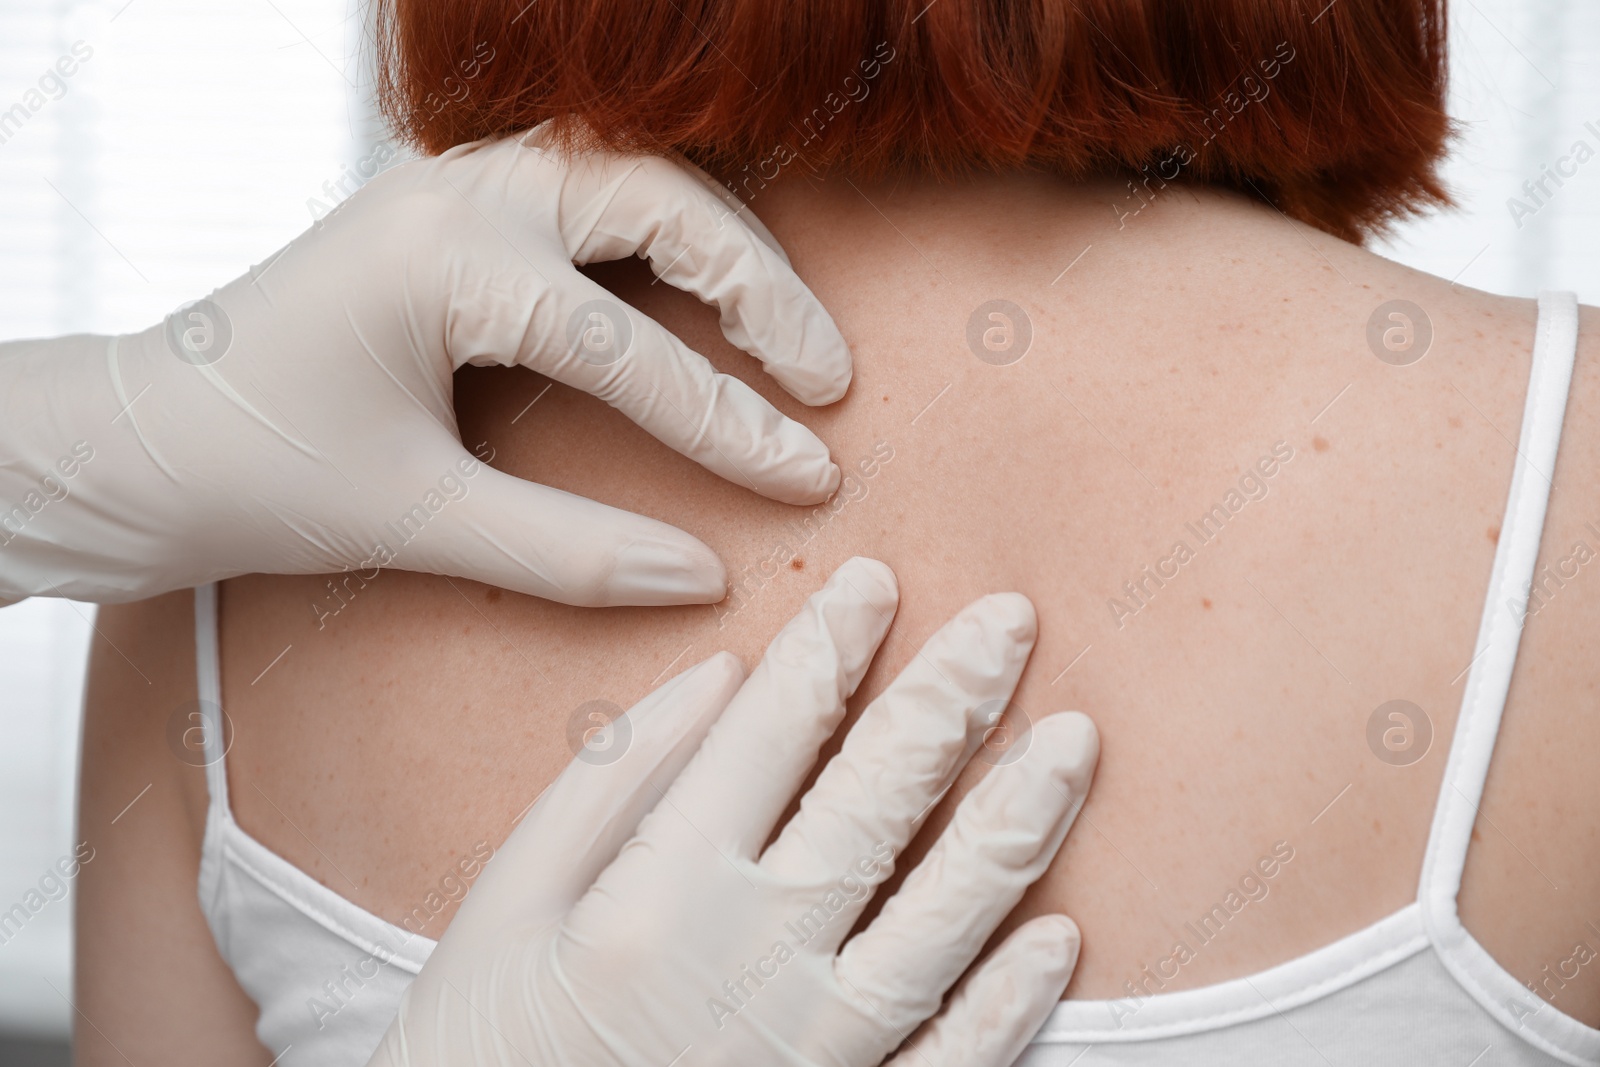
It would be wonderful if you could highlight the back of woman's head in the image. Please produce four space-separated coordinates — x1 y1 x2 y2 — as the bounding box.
374 0 1452 242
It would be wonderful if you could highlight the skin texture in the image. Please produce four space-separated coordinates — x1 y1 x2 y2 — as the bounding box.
76 170 1600 1060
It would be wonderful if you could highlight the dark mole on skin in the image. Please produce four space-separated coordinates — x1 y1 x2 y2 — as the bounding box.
1313 436 1329 452
791 558 805 571
1488 526 1500 545
485 587 502 604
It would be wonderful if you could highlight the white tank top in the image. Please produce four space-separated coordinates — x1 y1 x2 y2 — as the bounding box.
194 291 1598 1066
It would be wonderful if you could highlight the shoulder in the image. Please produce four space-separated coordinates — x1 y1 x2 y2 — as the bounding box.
78 590 271 1062
82 588 209 858
1457 296 1600 1028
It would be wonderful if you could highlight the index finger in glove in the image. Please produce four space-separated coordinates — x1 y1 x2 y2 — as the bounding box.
545 143 853 406
661 557 898 858
757 591 1037 888
837 712 1099 1026
442 652 746 946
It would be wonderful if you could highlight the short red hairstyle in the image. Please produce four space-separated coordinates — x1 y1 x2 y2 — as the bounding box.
374 0 1453 243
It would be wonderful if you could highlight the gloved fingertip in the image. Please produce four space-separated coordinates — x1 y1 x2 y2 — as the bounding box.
778 345 853 407
760 307 853 407
821 352 854 405
978 591 1039 644
637 650 747 728
698 649 749 689
757 558 897 695
760 438 839 507
1029 914 1082 979
934 915 1078 1065
942 593 1037 680
608 537 727 605
819 460 843 499
803 370 852 408
663 649 746 690
823 557 899 615
1033 712 1099 797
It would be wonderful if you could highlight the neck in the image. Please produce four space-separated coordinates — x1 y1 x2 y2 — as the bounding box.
704 165 1343 311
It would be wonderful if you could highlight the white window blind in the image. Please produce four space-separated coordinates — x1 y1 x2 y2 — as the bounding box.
1372 0 1600 302
0 0 375 1038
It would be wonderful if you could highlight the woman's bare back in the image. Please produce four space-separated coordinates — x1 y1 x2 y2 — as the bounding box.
122 171 1600 1019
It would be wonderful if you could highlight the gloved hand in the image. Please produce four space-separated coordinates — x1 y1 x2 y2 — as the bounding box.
0 127 850 605
369 557 1099 1067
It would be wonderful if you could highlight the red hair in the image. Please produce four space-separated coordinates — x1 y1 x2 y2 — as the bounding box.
374 0 1453 242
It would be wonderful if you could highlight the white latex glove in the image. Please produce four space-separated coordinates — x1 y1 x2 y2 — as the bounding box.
370 557 1100 1067
0 127 850 606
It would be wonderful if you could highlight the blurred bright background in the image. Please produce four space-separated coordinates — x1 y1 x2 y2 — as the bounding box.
0 0 389 1059
0 0 1596 1060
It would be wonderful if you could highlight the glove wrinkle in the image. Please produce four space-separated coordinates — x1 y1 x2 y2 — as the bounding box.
352 324 453 427
105 335 178 481
254 496 353 567
559 158 641 258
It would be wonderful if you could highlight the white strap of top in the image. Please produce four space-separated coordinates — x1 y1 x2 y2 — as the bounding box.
189 581 439 977
193 581 230 811
1419 291 1597 1064
1421 290 1578 897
